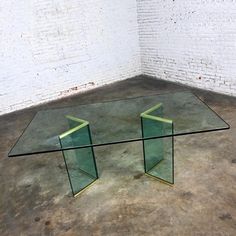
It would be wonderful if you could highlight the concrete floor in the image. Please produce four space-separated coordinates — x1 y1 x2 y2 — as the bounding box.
1 75 236 236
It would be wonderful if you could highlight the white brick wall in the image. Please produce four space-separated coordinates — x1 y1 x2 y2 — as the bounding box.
0 0 141 115
137 0 236 96
1 0 236 115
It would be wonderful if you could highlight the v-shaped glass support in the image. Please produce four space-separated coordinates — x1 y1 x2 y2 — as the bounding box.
59 116 98 197
141 103 174 185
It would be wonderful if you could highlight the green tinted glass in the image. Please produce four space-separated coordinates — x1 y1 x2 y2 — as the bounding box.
9 91 229 157
59 116 98 197
141 103 174 184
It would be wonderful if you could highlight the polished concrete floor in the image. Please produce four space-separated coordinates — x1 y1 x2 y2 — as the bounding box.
1 75 236 236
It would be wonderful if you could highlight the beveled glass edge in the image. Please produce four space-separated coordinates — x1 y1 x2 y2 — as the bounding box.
59 115 89 139
36 90 191 113
140 103 173 124
192 92 231 129
8 125 229 157
8 112 38 157
8 91 230 157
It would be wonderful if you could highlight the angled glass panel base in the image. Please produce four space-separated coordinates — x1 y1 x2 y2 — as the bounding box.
141 104 174 185
59 116 98 197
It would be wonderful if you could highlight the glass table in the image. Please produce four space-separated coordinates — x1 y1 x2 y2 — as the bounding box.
8 91 230 197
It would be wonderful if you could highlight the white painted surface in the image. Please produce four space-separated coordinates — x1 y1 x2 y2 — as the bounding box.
137 0 236 96
1 0 236 115
0 0 140 115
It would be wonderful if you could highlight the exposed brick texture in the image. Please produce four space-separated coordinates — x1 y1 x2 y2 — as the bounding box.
1 0 236 115
137 0 236 96
0 0 140 115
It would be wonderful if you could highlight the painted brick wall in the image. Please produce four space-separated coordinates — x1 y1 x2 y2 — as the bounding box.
137 0 236 96
0 0 140 115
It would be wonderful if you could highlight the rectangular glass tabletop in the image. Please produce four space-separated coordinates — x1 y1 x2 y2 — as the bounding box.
9 91 229 157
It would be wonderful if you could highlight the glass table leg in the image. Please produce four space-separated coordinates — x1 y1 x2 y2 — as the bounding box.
141 129 174 184
140 104 174 185
59 116 98 197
